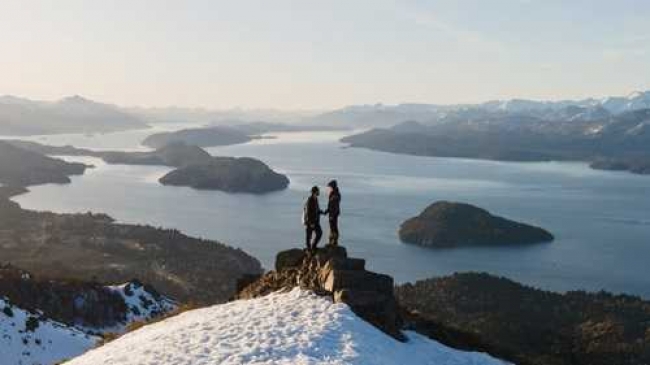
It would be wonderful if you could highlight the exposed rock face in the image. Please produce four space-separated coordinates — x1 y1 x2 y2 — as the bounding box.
159 156 290 194
238 246 403 339
399 201 554 248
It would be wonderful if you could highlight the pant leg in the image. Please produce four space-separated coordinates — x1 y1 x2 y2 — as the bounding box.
305 226 313 249
329 217 339 245
313 224 323 249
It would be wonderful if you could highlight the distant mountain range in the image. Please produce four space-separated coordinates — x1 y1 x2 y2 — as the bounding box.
307 91 650 128
0 95 148 135
339 91 650 175
2 90 649 138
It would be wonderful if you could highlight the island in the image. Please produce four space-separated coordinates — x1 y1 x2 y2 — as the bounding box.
590 158 650 175
142 126 253 149
5 140 290 194
159 156 290 193
399 201 554 248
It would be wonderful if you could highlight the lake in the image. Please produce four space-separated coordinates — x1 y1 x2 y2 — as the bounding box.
11 127 650 298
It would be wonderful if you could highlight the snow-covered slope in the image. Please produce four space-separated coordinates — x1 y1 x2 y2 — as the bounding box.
67 289 507 365
0 298 98 365
107 281 177 328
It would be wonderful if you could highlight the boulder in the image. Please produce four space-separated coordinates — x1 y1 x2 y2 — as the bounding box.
275 249 306 271
238 245 402 339
323 270 393 293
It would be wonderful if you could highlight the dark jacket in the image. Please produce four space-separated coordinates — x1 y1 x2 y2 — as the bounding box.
326 191 341 218
304 195 321 226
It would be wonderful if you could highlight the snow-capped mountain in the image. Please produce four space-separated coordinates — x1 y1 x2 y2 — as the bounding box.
303 90 650 128
1 297 98 365
598 91 650 114
0 265 177 365
66 288 508 365
482 91 650 115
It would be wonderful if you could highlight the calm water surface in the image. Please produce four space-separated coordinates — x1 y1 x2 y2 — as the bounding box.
11 128 650 297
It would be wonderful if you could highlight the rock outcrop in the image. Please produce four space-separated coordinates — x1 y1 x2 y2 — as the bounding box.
237 245 403 339
399 201 554 248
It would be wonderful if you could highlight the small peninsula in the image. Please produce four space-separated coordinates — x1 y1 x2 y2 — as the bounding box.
590 158 650 175
0 141 88 187
5 140 290 194
399 201 554 248
142 126 253 149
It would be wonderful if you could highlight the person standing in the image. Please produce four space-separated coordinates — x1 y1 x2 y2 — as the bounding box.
325 180 341 246
303 186 323 252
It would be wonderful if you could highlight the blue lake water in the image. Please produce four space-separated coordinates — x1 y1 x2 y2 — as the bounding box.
11 128 650 298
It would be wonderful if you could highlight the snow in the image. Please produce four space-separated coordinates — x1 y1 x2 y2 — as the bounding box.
0 298 98 365
107 281 177 326
67 289 508 365
0 281 176 365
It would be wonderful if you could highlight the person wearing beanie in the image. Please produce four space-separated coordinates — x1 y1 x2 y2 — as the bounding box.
324 180 342 246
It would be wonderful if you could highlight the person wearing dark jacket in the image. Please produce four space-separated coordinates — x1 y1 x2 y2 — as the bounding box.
303 186 323 251
324 180 341 246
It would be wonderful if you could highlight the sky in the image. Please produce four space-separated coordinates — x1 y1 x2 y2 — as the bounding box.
1 0 649 109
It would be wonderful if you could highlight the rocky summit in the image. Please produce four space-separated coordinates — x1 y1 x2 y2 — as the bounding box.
237 245 403 339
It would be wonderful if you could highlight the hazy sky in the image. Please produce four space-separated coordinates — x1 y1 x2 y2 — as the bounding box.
1 0 649 109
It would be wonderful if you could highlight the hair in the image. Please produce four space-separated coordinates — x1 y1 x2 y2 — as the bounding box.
328 180 340 197
311 186 319 194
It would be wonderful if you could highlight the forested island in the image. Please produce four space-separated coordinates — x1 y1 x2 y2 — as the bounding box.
143 126 254 149
159 156 289 193
399 201 553 248
5 140 290 194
